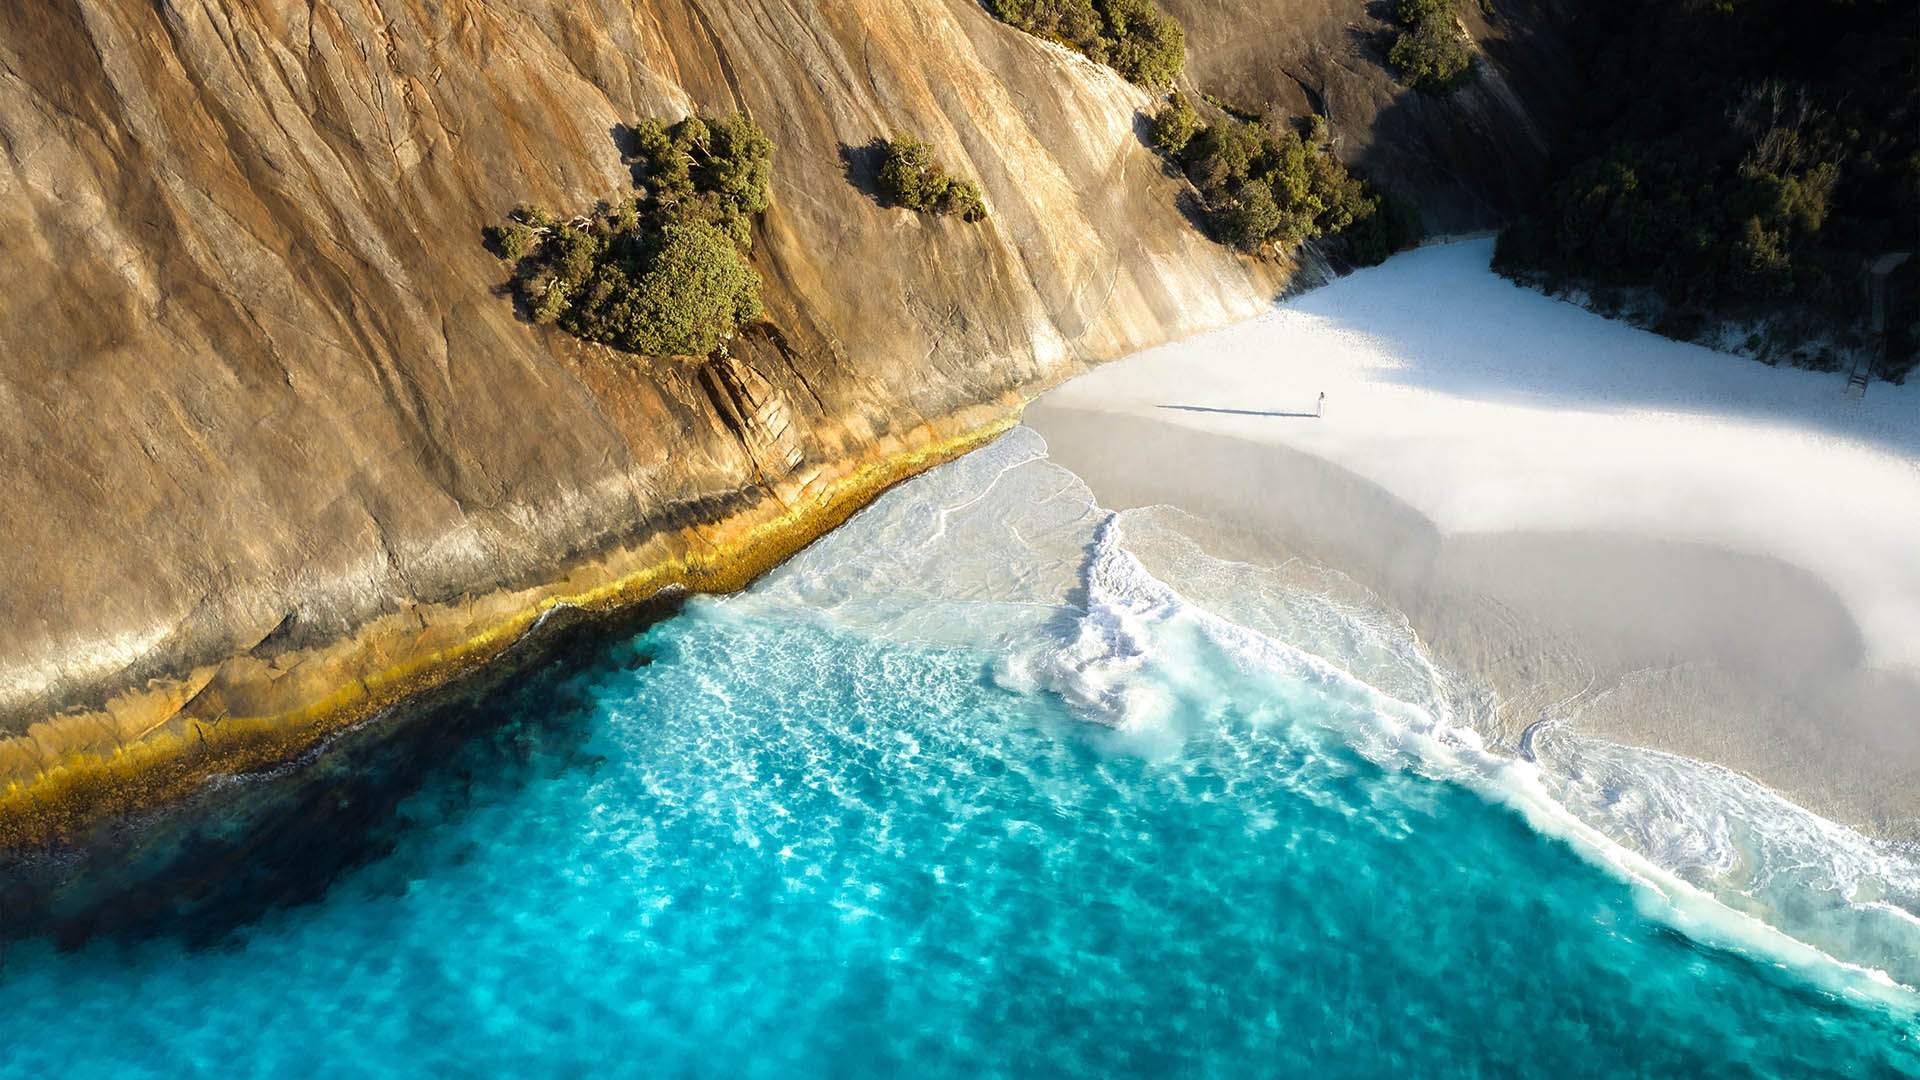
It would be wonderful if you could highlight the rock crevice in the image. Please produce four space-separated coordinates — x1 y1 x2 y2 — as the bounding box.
0 0 1561 842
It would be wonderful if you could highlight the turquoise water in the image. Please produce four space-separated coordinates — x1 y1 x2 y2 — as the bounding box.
3 430 1917 1077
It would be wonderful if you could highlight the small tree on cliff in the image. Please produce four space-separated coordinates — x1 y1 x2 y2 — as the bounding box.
486 112 775 357
876 135 989 222
1148 93 1204 159
985 0 1186 87
1388 0 1474 94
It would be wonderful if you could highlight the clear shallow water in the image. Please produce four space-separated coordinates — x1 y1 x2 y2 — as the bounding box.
3 429 1917 1077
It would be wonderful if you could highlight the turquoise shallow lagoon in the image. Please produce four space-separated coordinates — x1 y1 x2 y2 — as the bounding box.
3 430 1916 1077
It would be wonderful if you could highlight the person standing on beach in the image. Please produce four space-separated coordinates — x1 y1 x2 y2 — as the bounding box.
1317 392 1325 418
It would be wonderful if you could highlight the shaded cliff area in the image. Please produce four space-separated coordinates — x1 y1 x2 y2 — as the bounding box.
0 0 1561 845
1492 0 1918 377
1161 0 1571 230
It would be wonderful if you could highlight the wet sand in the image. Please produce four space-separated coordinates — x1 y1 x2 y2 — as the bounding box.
1022 241 1920 841
1023 407 1920 839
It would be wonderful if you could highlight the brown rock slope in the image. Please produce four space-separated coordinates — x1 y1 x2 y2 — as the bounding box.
0 0 1557 844
1164 0 1570 230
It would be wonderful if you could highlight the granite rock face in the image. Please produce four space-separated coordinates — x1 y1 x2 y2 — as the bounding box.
0 0 1559 835
1163 0 1570 231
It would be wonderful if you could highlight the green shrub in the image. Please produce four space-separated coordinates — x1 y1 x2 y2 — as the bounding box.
485 221 537 261
1493 0 1918 368
1147 98 1416 264
877 135 946 211
565 220 762 355
623 113 775 248
486 112 773 357
1341 189 1423 266
700 113 775 216
1098 0 1185 87
514 203 559 229
1387 0 1474 94
1217 180 1286 251
989 0 1106 61
876 135 989 222
987 0 1185 87
940 178 990 223
1726 216 1792 297
1148 94 1204 158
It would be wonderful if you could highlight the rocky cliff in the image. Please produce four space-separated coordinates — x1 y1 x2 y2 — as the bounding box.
0 0 1561 845
1163 0 1568 229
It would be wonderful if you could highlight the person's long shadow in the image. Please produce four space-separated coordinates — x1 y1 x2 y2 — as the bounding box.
1159 405 1319 418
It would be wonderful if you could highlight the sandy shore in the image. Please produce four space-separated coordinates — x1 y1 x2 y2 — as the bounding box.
1026 240 1920 841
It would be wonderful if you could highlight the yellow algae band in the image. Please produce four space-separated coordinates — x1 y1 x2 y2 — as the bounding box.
0 414 1019 853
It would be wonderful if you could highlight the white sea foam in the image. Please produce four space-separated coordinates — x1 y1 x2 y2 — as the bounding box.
990 515 1180 729
1105 502 1920 984
1532 724 1920 980
739 426 1920 1010
1035 238 1920 670
1052 504 1920 1006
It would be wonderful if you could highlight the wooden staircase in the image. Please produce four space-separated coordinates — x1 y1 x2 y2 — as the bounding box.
1847 251 1913 399
1846 358 1871 398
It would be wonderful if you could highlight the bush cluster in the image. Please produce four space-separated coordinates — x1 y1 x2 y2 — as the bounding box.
1148 95 1417 265
987 0 1185 87
1387 0 1474 94
876 136 989 222
484 113 773 357
1493 0 1919 374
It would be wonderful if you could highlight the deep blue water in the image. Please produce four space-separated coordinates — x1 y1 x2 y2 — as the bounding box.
3 431 1915 1077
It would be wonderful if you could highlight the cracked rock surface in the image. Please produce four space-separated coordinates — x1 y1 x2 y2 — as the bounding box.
0 0 1560 740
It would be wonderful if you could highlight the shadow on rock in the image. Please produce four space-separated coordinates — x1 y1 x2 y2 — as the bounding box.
0 597 679 954
839 138 889 206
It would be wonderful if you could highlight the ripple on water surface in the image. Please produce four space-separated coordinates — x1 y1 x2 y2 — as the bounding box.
1 430 1915 1078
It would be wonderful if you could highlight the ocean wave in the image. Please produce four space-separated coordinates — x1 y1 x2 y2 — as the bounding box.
739 425 1920 1009
1102 501 1920 988
1533 724 1920 982
1043 503 1919 1005
990 514 1181 729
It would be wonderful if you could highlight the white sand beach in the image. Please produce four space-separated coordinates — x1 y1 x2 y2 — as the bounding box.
1026 239 1920 839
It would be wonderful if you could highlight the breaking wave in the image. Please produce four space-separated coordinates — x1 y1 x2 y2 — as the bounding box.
7 424 1915 1077
756 425 1920 999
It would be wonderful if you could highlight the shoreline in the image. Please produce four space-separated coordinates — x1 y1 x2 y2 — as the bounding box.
1024 240 1920 842
0 409 1022 853
7 236 1910 875
1025 407 1920 841
0 583 690 948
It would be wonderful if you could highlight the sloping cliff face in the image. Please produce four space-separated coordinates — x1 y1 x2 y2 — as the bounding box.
0 0 1555 843
1162 0 1569 230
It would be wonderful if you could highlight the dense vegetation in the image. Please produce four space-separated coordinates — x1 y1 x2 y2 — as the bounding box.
1149 95 1418 265
1494 0 1919 374
1387 0 1474 95
485 113 773 357
876 136 989 222
987 0 1185 87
